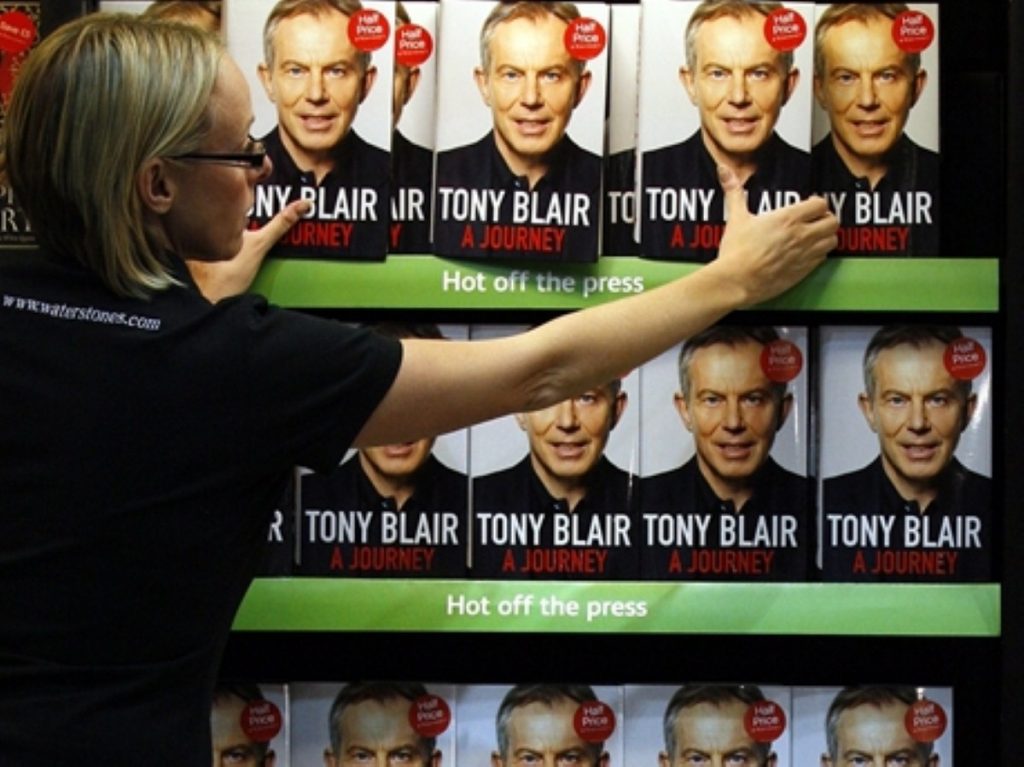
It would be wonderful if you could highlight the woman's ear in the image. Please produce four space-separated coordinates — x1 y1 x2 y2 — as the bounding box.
136 157 176 214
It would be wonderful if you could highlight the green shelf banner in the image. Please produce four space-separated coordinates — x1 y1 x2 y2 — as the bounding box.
251 257 998 312
249 256 999 313
233 579 1000 636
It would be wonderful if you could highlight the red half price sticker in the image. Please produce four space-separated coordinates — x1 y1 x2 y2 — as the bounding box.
574 700 616 742
744 700 787 743
564 18 606 61
761 338 803 382
943 336 986 380
905 698 947 742
892 10 935 54
0 11 36 54
349 9 390 52
409 693 452 738
764 7 806 52
395 23 433 67
240 699 283 743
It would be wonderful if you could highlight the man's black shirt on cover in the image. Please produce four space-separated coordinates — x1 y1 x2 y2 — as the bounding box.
252 127 390 260
603 147 639 255
471 456 639 579
299 453 468 577
259 474 297 576
822 457 991 581
811 133 939 257
640 457 812 581
641 131 810 261
390 130 433 253
433 132 601 261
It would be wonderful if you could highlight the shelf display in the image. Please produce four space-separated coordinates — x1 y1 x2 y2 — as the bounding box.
210 681 955 766
51 1 1012 763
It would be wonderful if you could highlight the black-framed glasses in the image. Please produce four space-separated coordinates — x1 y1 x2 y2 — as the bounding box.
170 136 267 169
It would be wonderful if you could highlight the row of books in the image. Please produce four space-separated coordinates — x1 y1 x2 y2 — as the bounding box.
89 1 942 262
257 320 993 583
213 681 954 766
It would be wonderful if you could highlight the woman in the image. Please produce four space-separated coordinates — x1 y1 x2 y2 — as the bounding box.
0 13 834 762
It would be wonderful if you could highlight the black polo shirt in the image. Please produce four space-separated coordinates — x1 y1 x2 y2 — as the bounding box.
251 127 390 260
390 130 433 254
811 133 940 257
822 457 992 582
641 130 811 261
639 458 813 581
0 249 402 762
433 132 601 261
299 453 468 577
471 456 639 579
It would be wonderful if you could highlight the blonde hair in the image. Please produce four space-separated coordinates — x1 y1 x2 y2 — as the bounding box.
141 1 222 34
0 13 224 297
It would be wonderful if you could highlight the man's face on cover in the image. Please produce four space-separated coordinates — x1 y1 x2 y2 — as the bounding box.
660 700 774 767
392 61 421 129
211 694 275 767
516 384 626 485
259 9 376 171
475 12 591 177
814 15 926 174
360 438 435 483
681 13 797 162
326 697 437 767
493 699 607 767
858 341 975 497
822 701 937 767
677 340 790 489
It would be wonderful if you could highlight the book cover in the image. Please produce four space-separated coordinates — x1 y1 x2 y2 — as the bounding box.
456 683 623 767
811 3 940 257
639 325 813 580
298 323 470 578
791 685 953 766
638 0 814 261
390 0 438 253
468 324 641 579
818 325 992 581
258 468 298 576
602 2 641 256
432 0 609 262
291 682 455 767
212 680 290 767
225 0 394 260
624 684 792 766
